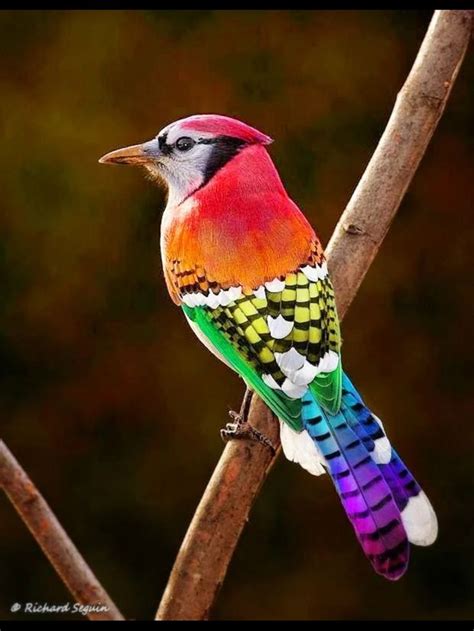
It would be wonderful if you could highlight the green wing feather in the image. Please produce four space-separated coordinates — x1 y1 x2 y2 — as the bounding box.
310 364 342 414
308 274 342 413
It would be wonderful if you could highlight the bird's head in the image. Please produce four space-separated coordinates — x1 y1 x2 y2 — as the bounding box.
99 114 273 205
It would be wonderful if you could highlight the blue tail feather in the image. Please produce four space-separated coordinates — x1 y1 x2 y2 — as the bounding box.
297 371 437 578
341 372 424 511
301 389 409 579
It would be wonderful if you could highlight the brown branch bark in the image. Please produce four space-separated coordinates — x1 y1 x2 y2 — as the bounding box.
0 440 124 621
156 10 472 621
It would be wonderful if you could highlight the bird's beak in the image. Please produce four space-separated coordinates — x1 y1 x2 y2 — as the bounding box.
98 139 159 166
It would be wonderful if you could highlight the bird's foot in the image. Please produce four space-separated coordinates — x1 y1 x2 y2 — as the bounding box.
220 409 276 454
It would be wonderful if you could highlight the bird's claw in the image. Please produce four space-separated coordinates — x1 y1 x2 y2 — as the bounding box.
220 410 276 454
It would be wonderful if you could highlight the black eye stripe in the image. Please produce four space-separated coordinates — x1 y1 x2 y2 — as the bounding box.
202 136 246 183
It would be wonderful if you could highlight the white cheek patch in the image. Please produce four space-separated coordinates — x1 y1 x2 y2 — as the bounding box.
160 139 215 207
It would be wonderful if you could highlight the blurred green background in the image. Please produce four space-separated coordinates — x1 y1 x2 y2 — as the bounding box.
0 10 473 621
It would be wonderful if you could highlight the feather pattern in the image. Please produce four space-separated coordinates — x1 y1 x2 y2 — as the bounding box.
301 390 410 579
339 373 438 547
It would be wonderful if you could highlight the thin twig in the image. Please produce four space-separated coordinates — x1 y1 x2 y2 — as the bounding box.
156 10 472 621
0 440 124 621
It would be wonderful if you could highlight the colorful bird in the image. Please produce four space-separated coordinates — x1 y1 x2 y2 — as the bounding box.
99 114 437 579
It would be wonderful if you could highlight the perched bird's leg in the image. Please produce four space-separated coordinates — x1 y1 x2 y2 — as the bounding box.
221 389 276 454
240 387 254 421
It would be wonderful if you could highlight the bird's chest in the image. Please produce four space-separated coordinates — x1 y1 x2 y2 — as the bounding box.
160 192 314 302
160 197 257 290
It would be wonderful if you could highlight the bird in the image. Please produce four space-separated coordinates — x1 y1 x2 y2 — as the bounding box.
99 114 437 580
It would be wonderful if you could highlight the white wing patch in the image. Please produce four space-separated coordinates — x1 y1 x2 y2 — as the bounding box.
300 262 328 282
317 350 339 373
181 286 243 309
281 379 308 399
262 373 280 390
264 349 340 398
253 285 266 300
275 347 305 377
267 314 294 339
292 361 319 386
264 277 285 292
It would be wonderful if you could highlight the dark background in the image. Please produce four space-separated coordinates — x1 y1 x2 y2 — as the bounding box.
0 10 473 621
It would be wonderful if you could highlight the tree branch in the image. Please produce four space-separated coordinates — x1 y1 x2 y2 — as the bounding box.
328 9 473 316
0 440 124 621
156 10 472 621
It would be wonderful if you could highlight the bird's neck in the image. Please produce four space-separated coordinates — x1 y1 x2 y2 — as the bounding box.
161 145 315 291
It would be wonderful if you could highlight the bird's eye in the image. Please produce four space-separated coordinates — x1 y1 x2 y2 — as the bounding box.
175 137 195 152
